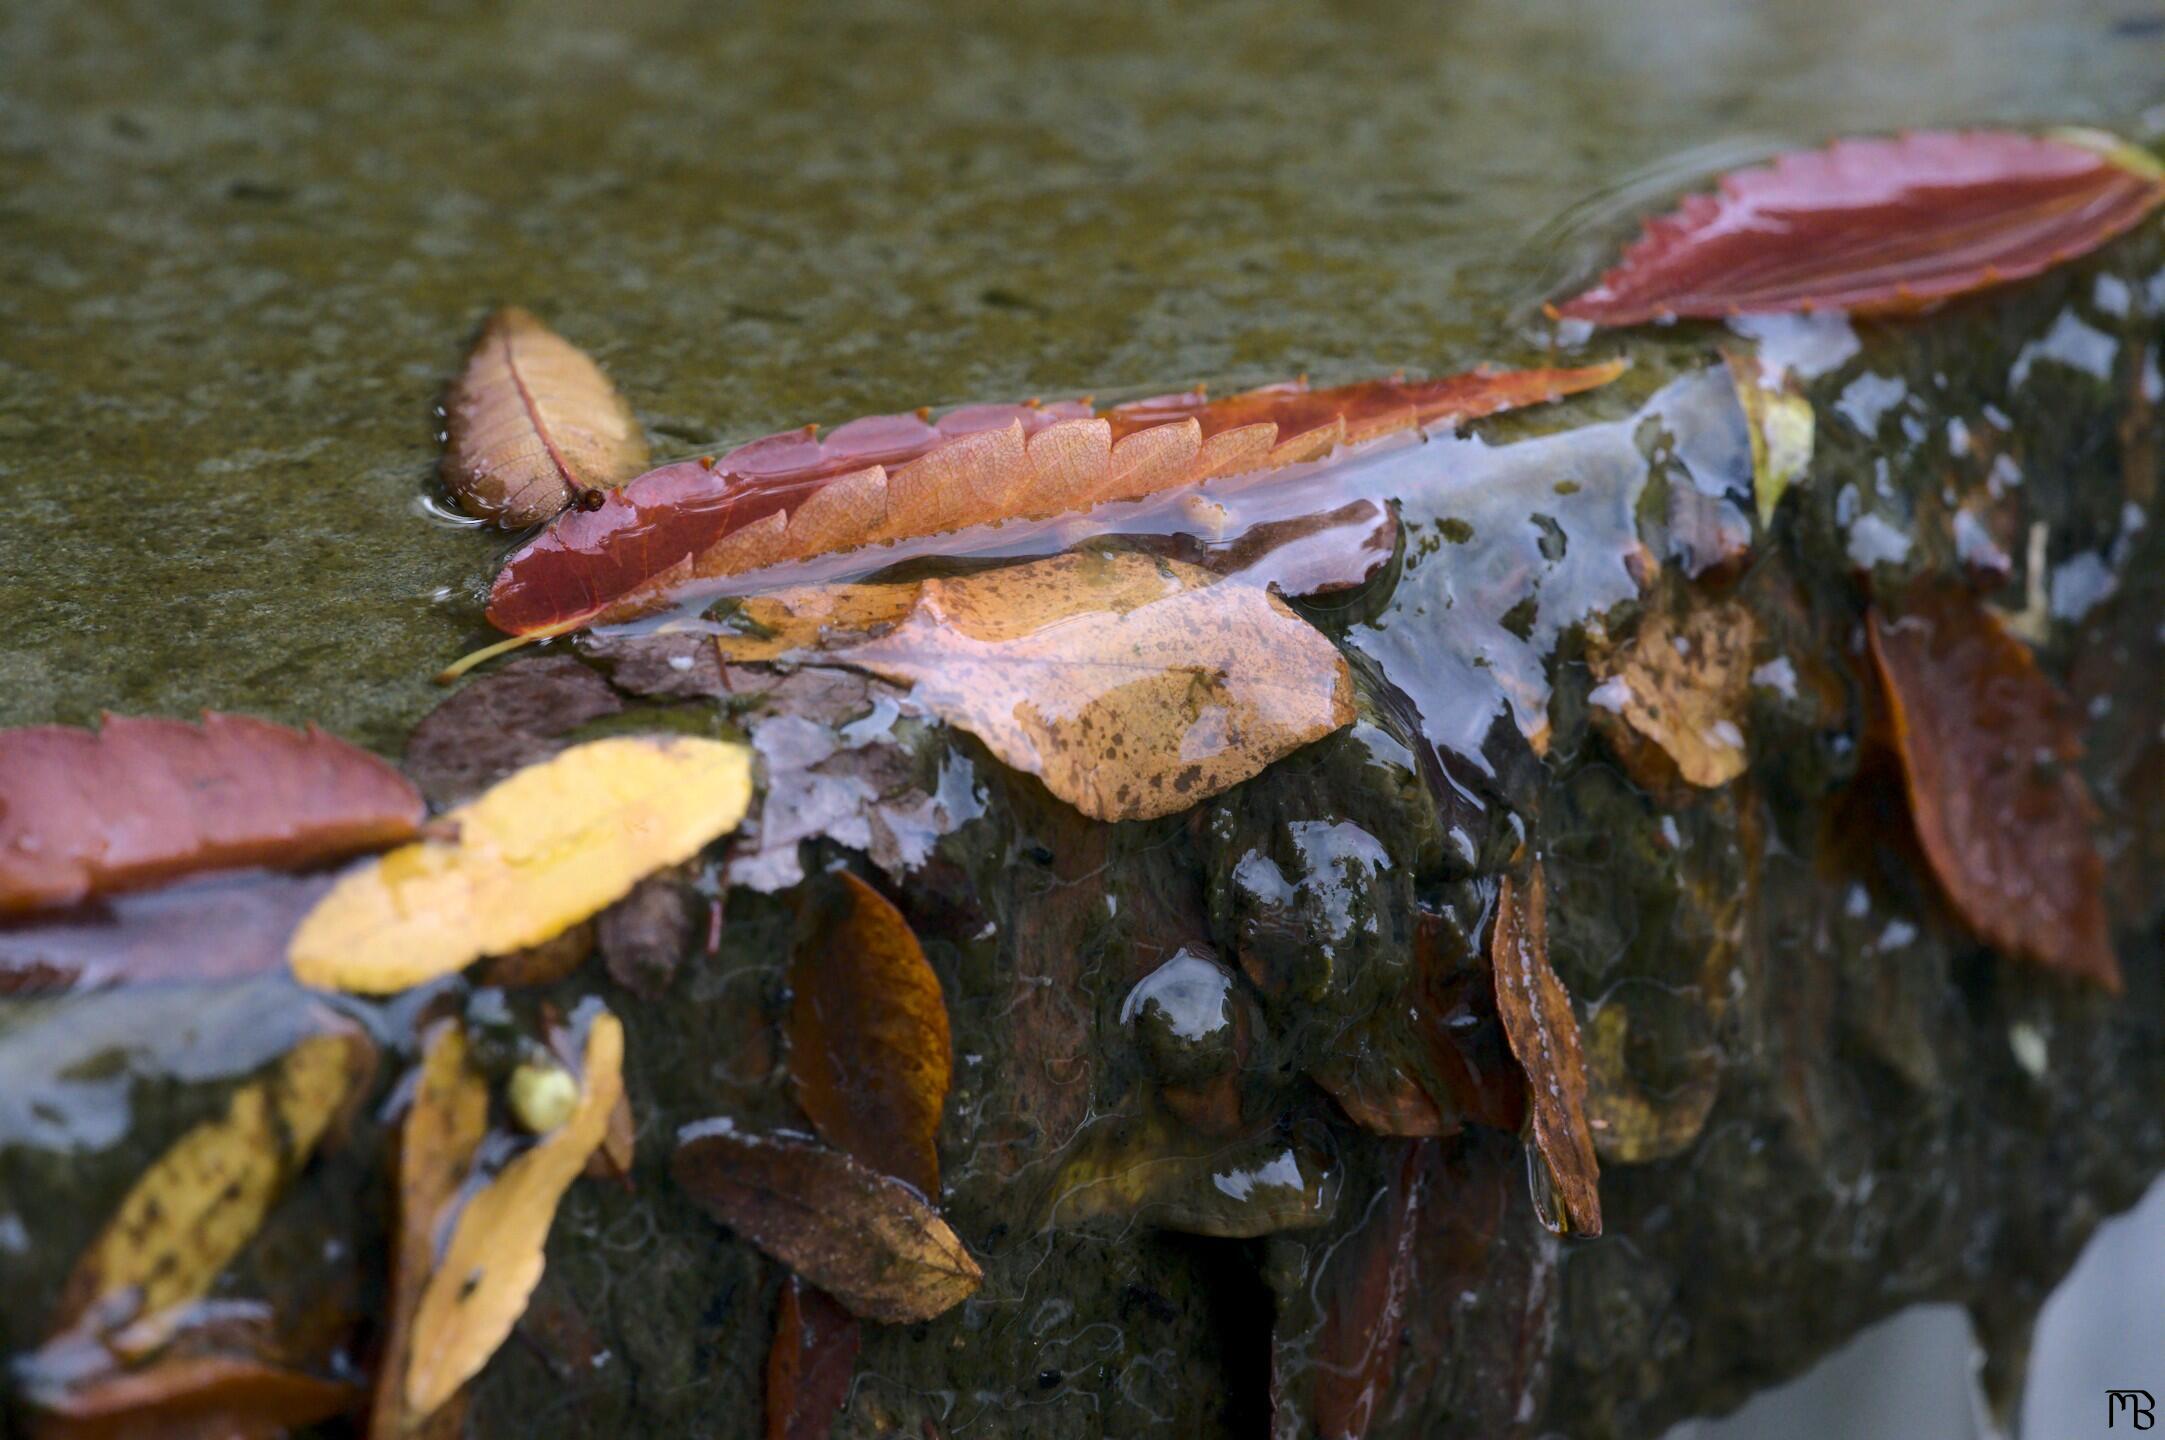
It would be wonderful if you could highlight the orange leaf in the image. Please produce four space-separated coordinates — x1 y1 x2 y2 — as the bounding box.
1557 129 2165 325
440 307 650 526
24 1353 361 1440
1867 585 2118 989
789 872 951 1197
1490 861 1601 1236
713 550 1355 822
1588 597 1758 790
765 1277 860 1440
0 713 422 917
673 1124 982 1324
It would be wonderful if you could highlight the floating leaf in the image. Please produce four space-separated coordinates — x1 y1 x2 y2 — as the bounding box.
482 364 1623 638
1587 597 1758 790
789 871 951 1197
369 1021 488 1440
0 870 333 998
289 736 752 995
0 713 422 917
765 1277 860 1440
1868 585 2118 989
51 1028 375 1341
1557 129 2165 325
672 1122 982 1324
714 550 1355 822
405 1010 625 1421
403 655 624 809
1490 862 1601 1236
441 307 650 527
23 1352 362 1440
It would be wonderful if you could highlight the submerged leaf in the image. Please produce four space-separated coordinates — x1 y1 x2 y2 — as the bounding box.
1581 996 1721 1165
1490 862 1601 1236
441 307 650 527
765 1277 860 1440
405 1010 625 1421
1588 597 1758 790
483 364 1622 637
370 1021 489 1440
403 655 624 809
1040 1113 1338 1237
0 870 332 998
23 1352 362 1440
789 872 951 1196
1868 586 2118 989
672 1123 982 1324
52 1028 375 1341
714 550 1355 822
1557 129 2165 325
289 736 752 995
0 713 422 917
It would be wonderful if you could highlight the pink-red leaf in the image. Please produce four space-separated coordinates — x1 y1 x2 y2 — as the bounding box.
481 365 1623 638
0 714 424 916
1557 129 2165 325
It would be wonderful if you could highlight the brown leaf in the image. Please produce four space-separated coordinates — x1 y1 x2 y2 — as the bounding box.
1867 585 2118 989
52 1027 376 1341
765 1277 860 1440
672 1123 982 1324
1588 597 1758 790
789 872 952 1197
405 1010 625 1422
403 655 624 809
441 307 650 527
714 550 1355 822
1491 862 1601 1236
476 920 595 989
0 712 423 917
369 1021 489 1440
0 870 333 997
23 1353 362 1440
596 870 697 998
1039 1113 1339 1237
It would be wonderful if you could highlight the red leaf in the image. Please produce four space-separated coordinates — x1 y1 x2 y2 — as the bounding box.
0 714 424 916
481 365 1623 637
765 1277 860 1440
1306 1143 1428 1440
1868 585 2119 990
1556 129 2165 325
24 1353 362 1440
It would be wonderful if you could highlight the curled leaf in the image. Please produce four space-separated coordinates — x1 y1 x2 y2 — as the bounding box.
765 1277 860 1440
289 736 752 995
789 872 951 1196
1725 350 1816 527
441 307 650 527
1587 597 1758 790
22 1352 362 1440
483 364 1622 638
51 1028 375 1341
1558 129 2165 325
1491 862 1601 1236
1868 586 2118 989
370 1021 489 1440
0 713 422 917
405 1010 625 1422
715 550 1355 822
672 1123 982 1324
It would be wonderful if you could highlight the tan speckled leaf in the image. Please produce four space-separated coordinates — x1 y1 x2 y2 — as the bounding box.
1491 862 1601 1236
289 737 752 995
1589 598 1757 790
714 551 1355 821
53 1029 374 1339
370 1021 489 1440
405 1011 624 1422
790 872 951 1197
442 307 649 527
672 1125 981 1324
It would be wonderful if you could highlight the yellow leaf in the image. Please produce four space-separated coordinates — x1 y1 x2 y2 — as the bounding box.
370 1021 489 1440
1725 349 1815 528
714 550 1354 822
289 737 752 995
405 1010 625 1422
53 1029 373 1341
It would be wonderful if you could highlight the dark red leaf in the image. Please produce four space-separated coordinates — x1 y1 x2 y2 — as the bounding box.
765 1277 860 1440
482 365 1623 638
1868 584 2119 989
1557 129 2165 325
0 713 423 916
1305 1143 1428 1440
